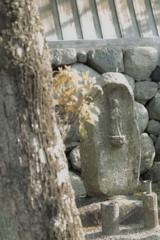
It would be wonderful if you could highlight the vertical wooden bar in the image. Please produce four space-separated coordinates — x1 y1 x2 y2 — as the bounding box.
95 0 121 39
76 0 102 39
56 0 82 40
132 0 158 37
38 0 62 40
150 0 160 36
114 0 139 38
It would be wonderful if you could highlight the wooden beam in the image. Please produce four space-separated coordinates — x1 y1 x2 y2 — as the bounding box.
95 0 121 39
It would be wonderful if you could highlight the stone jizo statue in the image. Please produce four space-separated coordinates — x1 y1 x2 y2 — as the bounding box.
111 99 122 136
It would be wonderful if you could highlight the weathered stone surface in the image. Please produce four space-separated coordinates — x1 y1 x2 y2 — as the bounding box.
65 142 80 154
145 78 152 82
123 74 135 94
101 202 119 235
71 63 100 79
76 195 143 227
137 100 147 105
50 48 77 67
155 135 160 155
150 134 157 143
69 171 86 197
135 81 158 102
87 48 124 74
124 47 159 79
147 119 160 136
142 192 159 228
69 146 81 172
80 73 140 197
135 101 149 133
147 91 160 120
140 133 155 174
77 51 87 63
145 163 160 183
151 66 160 83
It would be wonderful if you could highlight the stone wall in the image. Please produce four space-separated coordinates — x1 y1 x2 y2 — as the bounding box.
51 46 160 197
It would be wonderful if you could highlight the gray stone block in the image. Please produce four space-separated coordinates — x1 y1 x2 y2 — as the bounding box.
140 133 155 175
101 202 119 235
150 134 157 143
123 74 135 94
147 91 160 121
147 120 160 136
142 192 159 228
135 81 158 102
69 171 86 197
135 101 149 133
77 51 87 63
87 48 124 74
124 47 159 79
69 146 81 172
145 162 160 183
50 48 77 68
71 63 100 79
151 66 160 83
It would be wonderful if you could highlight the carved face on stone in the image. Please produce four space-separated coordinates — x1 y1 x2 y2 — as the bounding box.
113 99 119 108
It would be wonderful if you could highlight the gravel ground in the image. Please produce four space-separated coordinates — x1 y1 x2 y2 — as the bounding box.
84 220 160 240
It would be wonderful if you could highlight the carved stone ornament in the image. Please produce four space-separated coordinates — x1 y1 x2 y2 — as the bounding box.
109 99 126 146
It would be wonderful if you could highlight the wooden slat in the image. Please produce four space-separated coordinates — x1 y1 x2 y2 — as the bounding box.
133 0 157 37
76 0 102 39
150 0 160 36
114 0 139 38
95 0 121 39
56 0 82 40
38 0 62 40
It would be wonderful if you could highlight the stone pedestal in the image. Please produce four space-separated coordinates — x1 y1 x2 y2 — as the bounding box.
142 192 159 228
101 202 119 235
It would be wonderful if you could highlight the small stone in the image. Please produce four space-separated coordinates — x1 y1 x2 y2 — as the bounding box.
147 162 160 183
150 134 157 143
65 142 80 154
77 51 87 63
50 48 77 68
137 100 147 106
123 74 135 94
135 101 149 133
140 133 155 174
69 146 81 172
69 171 86 197
142 192 159 228
101 202 119 235
147 119 160 136
151 66 160 83
147 90 160 120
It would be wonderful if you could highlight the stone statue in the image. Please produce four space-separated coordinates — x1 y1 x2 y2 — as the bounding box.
80 73 141 197
111 99 122 136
